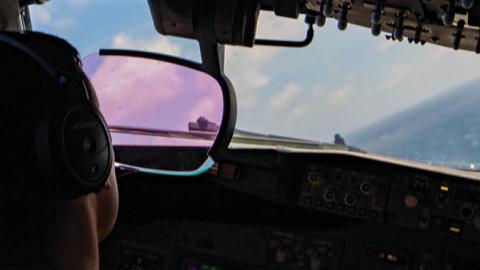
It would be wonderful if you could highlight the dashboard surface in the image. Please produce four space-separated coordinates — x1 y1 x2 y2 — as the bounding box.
102 148 480 270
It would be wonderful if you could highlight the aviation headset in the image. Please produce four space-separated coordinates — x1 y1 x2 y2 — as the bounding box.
0 32 113 199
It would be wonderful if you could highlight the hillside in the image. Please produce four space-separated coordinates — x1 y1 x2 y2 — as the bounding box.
349 80 480 169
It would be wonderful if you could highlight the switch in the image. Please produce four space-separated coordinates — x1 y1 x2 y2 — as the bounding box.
276 246 288 263
453 20 465 50
310 254 322 270
338 4 350 31
344 194 356 206
360 180 377 196
475 37 480 54
462 0 475 9
317 4 327 27
324 189 336 202
418 263 431 270
307 171 321 184
393 13 405 41
323 0 333 16
460 204 474 220
442 0 456 26
405 194 418 208
473 215 480 230
437 191 449 204
371 0 382 25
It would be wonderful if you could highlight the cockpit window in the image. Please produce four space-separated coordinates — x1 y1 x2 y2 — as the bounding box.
30 2 480 170
226 12 480 171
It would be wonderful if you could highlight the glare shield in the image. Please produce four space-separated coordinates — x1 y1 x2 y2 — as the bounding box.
82 53 224 174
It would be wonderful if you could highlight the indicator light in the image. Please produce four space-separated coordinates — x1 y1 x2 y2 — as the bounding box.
387 254 398 262
440 186 449 192
405 195 418 208
449 226 461 234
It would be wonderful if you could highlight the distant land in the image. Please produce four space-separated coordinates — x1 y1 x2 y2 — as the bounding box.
348 80 480 169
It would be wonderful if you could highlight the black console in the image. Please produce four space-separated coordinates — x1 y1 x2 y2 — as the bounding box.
104 148 480 270
297 163 480 242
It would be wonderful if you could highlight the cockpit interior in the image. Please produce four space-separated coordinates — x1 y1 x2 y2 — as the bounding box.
3 0 480 269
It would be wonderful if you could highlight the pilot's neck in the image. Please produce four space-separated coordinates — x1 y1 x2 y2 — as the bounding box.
51 194 100 270
0 0 22 31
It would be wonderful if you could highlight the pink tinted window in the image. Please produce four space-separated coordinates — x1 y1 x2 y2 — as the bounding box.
82 53 224 148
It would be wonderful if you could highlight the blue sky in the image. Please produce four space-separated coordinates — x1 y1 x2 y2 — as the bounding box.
30 0 480 144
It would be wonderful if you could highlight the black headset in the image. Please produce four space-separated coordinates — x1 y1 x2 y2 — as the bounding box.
0 31 113 198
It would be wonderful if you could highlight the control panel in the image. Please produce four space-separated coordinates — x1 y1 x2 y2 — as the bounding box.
112 222 344 270
304 0 480 53
297 162 480 243
110 220 480 270
299 166 390 222
110 149 480 270
267 231 342 270
359 244 439 270
444 252 480 270
120 243 165 270
388 174 480 242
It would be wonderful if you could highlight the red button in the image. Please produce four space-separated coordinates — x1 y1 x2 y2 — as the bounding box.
405 194 418 208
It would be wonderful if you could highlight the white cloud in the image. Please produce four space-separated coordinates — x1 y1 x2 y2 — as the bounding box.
288 45 480 140
29 5 76 30
256 12 306 39
225 11 306 110
226 46 274 109
371 44 480 118
309 84 356 107
266 84 303 117
375 63 411 91
69 0 88 7
224 15 480 142
54 17 76 29
111 33 181 56
233 80 362 141
375 39 395 51
280 83 360 139
31 5 51 25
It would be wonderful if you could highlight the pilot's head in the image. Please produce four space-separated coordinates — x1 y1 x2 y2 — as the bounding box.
0 32 118 269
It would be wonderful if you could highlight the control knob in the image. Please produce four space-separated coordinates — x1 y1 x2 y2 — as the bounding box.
310 253 323 270
276 246 288 263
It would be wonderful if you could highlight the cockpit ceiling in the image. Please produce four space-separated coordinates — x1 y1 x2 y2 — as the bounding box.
305 0 480 53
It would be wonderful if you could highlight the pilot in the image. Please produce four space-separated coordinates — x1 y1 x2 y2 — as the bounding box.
0 0 21 30
0 31 119 270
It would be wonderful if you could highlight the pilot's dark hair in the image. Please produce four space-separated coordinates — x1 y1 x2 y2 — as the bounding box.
0 33 99 268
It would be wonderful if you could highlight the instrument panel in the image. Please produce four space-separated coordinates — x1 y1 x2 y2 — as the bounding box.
303 0 480 53
209 148 480 244
297 163 480 243
299 167 390 222
107 148 480 270
108 219 480 270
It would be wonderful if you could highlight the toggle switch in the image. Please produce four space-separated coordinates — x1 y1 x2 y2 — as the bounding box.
442 0 456 26
338 3 351 31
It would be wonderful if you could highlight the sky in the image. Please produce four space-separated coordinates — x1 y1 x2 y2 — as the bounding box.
29 0 480 145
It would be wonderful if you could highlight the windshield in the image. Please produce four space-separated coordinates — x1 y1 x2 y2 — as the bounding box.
30 1 480 171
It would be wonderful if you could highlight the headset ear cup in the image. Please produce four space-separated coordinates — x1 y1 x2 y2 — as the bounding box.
33 105 113 198
0 31 113 198
61 105 112 190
